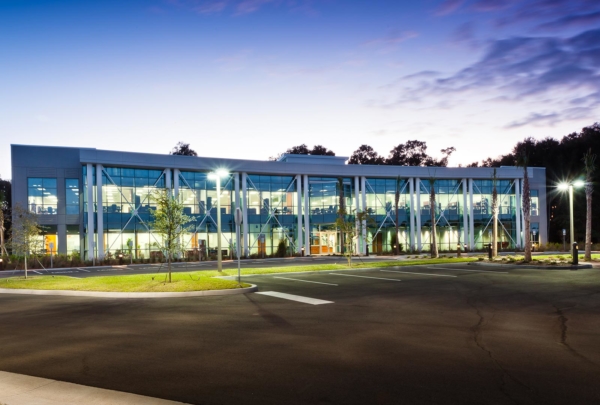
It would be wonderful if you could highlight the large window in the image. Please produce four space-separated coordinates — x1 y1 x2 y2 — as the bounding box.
530 190 539 216
66 179 80 215
28 178 57 215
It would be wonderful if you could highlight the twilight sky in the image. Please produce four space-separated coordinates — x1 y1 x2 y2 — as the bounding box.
1 0 599 178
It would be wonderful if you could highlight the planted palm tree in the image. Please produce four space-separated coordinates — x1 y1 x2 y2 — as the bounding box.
516 152 532 262
583 148 596 261
491 169 498 257
394 176 401 255
429 178 439 258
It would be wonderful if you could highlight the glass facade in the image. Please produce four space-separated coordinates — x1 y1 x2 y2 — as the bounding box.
178 171 234 258
100 167 165 259
364 178 409 254
472 179 517 250
65 179 80 215
246 175 297 257
28 178 58 215
80 164 528 260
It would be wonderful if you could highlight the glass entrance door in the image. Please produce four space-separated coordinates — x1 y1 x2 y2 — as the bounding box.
310 231 337 255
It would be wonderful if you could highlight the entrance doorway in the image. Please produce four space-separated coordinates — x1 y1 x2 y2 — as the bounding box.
311 231 337 255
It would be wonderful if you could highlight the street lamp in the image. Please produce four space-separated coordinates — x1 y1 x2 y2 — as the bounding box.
208 169 229 272
558 180 585 262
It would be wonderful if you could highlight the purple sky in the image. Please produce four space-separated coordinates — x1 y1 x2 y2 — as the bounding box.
1 0 599 178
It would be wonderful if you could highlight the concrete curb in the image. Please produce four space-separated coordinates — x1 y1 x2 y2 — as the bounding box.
468 262 593 270
0 284 257 298
0 370 190 404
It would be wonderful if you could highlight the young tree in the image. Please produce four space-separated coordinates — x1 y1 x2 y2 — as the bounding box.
516 152 532 262
428 178 439 258
0 200 8 257
491 168 498 257
170 142 198 156
10 204 42 278
583 148 596 261
150 190 192 282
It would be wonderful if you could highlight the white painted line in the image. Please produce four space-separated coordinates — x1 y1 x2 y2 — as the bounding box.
426 266 508 274
77 268 90 272
380 270 456 278
112 265 127 268
256 291 333 305
329 273 401 282
32 270 42 275
273 276 338 286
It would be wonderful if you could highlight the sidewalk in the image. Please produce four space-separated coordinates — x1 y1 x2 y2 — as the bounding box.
0 371 189 405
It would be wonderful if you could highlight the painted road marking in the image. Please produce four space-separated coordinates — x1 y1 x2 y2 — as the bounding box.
32 270 42 275
273 276 338 286
329 273 401 282
256 291 333 305
77 268 90 272
380 269 456 278
427 266 508 274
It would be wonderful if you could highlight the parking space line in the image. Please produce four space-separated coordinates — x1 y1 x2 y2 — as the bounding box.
256 291 333 305
77 268 90 272
329 273 401 282
427 266 508 274
380 270 456 277
32 270 42 275
273 276 338 286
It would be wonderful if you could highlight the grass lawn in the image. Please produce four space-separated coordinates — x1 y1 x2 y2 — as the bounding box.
0 273 250 292
0 257 477 292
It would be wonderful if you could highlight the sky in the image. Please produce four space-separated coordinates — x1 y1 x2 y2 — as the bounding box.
1 0 599 179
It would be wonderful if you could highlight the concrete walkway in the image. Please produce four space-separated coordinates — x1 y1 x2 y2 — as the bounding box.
0 371 189 405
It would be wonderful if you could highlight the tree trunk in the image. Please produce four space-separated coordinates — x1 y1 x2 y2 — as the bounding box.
168 254 172 283
24 250 28 279
522 170 532 262
492 171 498 257
585 185 592 261
394 179 400 255
430 185 439 259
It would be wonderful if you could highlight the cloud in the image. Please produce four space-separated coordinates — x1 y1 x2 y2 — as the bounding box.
374 28 600 128
235 0 277 15
505 112 559 128
449 21 482 48
435 0 465 16
363 31 419 47
162 0 318 15
536 11 600 31
194 1 228 14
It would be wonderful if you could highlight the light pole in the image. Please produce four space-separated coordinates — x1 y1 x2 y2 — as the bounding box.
558 180 584 262
208 169 229 272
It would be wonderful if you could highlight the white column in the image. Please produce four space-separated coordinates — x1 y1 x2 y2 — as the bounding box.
165 169 172 192
354 176 361 254
173 169 180 197
361 176 367 255
469 179 475 249
296 175 303 255
303 175 310 256
242 172 249 257
462 178 468 249
408 178 415 252
86 163 94 261
515 178 522 249
416 178 422 251
96 164 104 259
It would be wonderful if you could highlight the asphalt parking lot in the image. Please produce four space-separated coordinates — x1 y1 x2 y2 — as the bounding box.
1 263 599 405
